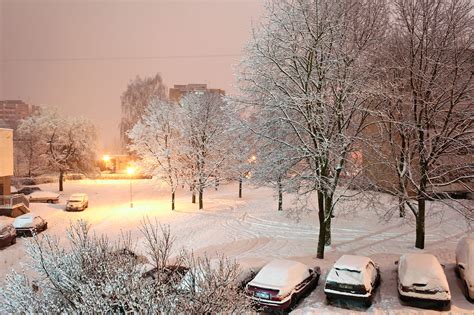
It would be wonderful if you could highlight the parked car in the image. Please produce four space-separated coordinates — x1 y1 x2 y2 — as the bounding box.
28 191 60 203
456 237 474 301
398 253 450 310
66 193 89 211
17 186 41 195
324 255 380 306
245 259 320 310
0 223 17 248
13 213 48 236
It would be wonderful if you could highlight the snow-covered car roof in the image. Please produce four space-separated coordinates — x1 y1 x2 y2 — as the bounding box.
456 237 474 279
326 255 375 287
0 217 14 226
333 255 373 272
398 253 449 291
13 213 39 228
248 259 310 290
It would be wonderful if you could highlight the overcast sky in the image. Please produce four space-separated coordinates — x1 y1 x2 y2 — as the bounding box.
0 0 262 152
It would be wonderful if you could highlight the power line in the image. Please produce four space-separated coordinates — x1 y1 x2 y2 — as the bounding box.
0 53 243 63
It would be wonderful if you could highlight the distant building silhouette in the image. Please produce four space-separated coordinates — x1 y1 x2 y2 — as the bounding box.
169 84 225 103
0 100 39 130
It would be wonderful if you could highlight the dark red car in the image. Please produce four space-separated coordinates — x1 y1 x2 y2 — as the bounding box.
0 223 17 248
245 259 320 311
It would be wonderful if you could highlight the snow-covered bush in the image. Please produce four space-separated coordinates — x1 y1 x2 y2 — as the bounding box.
0 219 252 313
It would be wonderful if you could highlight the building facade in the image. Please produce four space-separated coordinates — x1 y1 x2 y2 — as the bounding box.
169 84 225 103
0 100 40 130
0 128 14 196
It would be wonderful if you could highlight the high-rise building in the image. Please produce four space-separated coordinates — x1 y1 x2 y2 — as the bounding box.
169 84 225 103
0 100 40 130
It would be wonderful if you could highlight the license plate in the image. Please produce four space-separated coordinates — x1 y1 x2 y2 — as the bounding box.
339 284 353 289
255 291 270 299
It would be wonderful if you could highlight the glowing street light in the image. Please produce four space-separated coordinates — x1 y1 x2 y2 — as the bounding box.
127 166 135 208
103 155 110 162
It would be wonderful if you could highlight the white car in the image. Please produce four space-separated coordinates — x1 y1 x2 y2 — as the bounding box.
324 255 380 306
456 237 474 301
398 253 450 309
28 191 60 203
66 193 89 211
245 259 320 310
13 213 48 236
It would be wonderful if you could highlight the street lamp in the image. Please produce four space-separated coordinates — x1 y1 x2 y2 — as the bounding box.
103 155 111 171
127 166 135 208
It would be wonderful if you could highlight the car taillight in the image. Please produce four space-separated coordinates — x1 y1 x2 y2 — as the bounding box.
271 291 290 301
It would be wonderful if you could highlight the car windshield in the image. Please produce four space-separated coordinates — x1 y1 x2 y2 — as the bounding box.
69 199 82 202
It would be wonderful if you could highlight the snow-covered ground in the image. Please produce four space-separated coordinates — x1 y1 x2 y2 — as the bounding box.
0 179 473 314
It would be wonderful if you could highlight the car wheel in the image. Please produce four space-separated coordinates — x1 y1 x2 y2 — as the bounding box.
11 237 16 245
43 223 48 231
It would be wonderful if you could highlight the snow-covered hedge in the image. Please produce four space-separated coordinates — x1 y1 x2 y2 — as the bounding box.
0 219 252 313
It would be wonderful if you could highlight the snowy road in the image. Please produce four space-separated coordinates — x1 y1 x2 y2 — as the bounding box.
0 179 473 314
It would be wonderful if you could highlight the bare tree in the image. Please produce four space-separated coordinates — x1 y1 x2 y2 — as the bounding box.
375 0 474 248
236 0 388 258
15 108 51 177
45 116 97 191
180 92 232 210
128 99 183 210
120 73 167 150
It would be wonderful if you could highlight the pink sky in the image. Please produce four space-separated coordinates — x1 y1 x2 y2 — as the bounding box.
0 0 262 152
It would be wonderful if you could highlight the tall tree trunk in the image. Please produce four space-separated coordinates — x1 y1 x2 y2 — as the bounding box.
199 188 203 210
399 197 405 218
324 194 333 246
316 191 326 259
416 164 428 249
415 198 425 249
171 191 175 211
238 177 242 198
277 176 283 211
191 181 196 203
59 171 64 192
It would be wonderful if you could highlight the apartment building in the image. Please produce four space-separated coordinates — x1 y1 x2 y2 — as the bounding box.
0 100 40 130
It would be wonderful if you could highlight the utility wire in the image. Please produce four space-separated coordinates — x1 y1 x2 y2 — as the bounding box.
0 53 242 63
